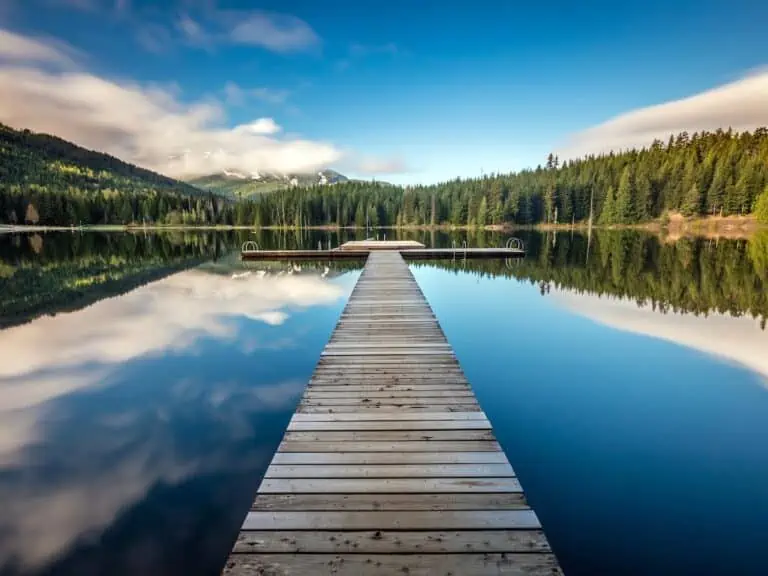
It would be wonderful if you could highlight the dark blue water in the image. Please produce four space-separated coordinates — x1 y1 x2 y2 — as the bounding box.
413 263 768 575
1 230 767 575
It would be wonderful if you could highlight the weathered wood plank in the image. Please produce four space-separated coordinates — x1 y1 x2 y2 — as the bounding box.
242 509 538 529
233 529 550 553
297 405 482 413
305 388 473 396
264 463 514 478
279 440 501 452
282 430 493 442
304 384 471 391
223 553 562 575
291 412 487 421
251 492 528 511
299 397 478 406
270 452 510 465
258 477 521 494
287 420 490 431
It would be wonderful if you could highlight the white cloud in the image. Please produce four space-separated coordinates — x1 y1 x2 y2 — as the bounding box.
0 266 347 569
237 118 281 135
559 70 768 158
0 27 409 178
229 11 319 53
251 86 290 104
0 269 345 459
224 82 291 107
175 12 212 49
223 80 246 106
0 28 80 65
552 288 768 384
0 29 343 177
135 23 173 54
347 154 410 175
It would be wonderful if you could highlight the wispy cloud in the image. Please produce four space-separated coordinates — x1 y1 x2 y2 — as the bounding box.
559 69 768 158
228 11 320 53
251 86 290 104
135 23 174 54
0 28 82 66
336 41 401 72
224 81 291 107
0 27 342 178
344 154 410 176
349 42 399 57
49 0 100 10
175 12 213 49
129 8 320 56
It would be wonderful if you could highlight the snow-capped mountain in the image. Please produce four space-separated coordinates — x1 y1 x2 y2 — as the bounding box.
188 169 348 198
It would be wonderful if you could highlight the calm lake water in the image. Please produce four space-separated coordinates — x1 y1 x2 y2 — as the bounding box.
1 229 767 575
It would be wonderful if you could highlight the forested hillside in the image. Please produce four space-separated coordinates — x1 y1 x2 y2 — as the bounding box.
0 123 227 226
189 169 348 199
2 124 767 227
237 129 768 227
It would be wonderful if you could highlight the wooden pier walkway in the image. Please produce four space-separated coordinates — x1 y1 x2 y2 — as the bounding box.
224 251 561 575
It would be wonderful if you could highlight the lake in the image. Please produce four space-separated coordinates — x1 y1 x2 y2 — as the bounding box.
1 229 767 575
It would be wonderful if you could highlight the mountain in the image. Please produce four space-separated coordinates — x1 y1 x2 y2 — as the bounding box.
0 123 209 199
0 123 238 226
188 169 349 199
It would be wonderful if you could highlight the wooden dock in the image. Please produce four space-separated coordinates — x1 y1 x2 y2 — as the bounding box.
224 251 560 575
241 239 525 260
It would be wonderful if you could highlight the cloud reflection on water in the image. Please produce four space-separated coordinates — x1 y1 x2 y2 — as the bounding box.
0 268 347 573
552 288 768 384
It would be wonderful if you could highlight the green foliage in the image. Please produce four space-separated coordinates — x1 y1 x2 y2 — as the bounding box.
413 229 768 328
0 123 230 227
2 124 768 227
755 186 768 224
681 183 703 216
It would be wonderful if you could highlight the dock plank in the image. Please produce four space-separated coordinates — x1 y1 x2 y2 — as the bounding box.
224 554 561 575
251 493 528 511
233 529 551 553
242 510 539 530
257 478 523 494
270 452 510 465
264 463 515 478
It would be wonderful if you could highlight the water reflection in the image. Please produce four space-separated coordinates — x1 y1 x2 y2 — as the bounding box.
413 262 768 576
0 261 353 575
552 288 768 383
1 229 767 575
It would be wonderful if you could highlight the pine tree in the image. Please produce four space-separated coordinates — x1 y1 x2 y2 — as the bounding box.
681 183 703 216
635 168 652 221
707 160 728 215
476 196 488 228
755 186 768 224
600 186 616 224
614 167 635 223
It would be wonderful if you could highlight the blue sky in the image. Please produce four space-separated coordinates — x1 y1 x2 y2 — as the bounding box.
1 0 767 183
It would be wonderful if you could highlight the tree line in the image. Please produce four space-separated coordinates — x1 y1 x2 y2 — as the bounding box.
413 229 768 328
242 128 768 227
2 122 768 227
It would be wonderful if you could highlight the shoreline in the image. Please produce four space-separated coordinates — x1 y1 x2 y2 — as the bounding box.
1 215 765 239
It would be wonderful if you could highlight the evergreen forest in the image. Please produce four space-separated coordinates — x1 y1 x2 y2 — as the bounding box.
2 122 768 228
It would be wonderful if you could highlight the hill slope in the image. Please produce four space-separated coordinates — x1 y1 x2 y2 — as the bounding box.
0 123 206 197
0 123 230 226
189 169 348 199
